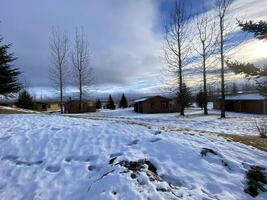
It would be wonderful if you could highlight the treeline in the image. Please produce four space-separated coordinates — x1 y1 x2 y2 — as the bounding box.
95 93 128 110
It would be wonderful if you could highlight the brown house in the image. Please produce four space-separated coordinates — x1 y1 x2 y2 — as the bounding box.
213 93 267 114
134 96 180 114
64 100 96 114
34 102 49 112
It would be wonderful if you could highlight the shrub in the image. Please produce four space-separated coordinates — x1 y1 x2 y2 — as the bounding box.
244 166 267 197
255 119 267 138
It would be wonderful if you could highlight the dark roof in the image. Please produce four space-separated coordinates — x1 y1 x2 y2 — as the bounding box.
225 93 267 101
134 95 171 103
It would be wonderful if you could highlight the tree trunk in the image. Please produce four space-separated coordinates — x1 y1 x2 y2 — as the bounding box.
79 70 82 112
178 36 184 116
59 65 64 114
220 17 226 118
202 43 208 115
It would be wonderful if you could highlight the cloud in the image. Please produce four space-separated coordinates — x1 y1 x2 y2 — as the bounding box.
1 0 267 98
0 0 163 92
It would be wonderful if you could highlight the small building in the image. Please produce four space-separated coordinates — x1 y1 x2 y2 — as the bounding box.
64 100 96 114
33 101 61 112
47 102 61 112
34 102 48 112
134 96 180 114
213 93 267 114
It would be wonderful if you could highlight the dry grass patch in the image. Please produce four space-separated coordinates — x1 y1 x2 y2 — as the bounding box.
0 108 28 114
221 134 267 152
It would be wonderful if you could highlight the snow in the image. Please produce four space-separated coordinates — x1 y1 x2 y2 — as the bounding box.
133 97 150 103
0 112 267 199
225 93 267 101
72 108 267 136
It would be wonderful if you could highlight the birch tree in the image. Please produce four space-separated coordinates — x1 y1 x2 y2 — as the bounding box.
215 0 233 118
164 0 192 116
49 28 69 114
195 11 218 115
71 28 93 112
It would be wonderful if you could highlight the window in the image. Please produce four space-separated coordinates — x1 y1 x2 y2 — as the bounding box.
151 102 155 109
161 102 167 109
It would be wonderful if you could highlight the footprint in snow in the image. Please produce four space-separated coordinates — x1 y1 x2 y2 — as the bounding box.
2 155 43 166
51 127 61 131
127 139 139 146
110 152 123 158
154 131 161 135
87 165 101 172
64 155 97 163
46 165 61 173
150 138 161 143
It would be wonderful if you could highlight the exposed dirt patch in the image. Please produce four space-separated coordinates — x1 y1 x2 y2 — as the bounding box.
0 108 28 114
220 134 267 153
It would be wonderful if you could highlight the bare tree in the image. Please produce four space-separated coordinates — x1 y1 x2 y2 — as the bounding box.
215 0 233 118
71 28 93 112
195 11 218 115
49 27 69 114
164 0 192 116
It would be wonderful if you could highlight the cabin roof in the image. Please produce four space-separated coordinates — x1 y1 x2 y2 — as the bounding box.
134 96 171 103
226 93 267 101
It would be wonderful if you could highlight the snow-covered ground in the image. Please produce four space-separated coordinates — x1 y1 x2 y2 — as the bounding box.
0 113 267 199
69 108 267 136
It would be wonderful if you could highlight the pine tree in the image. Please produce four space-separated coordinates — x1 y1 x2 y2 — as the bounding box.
227 61 267 96
233 20 267 95
232 83 238 94
96 99 102 109
15 90 34 109
0 38 21 97
119 93 128 108
238 20 267 40
106 95 115 110
177 83 192 109
196 90 204 109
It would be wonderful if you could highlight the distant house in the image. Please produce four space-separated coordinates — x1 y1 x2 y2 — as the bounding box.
64 100 96 114
33 101 61 112
134 96 180 114
213 93 267 114
34 102 48 112
47 102 61 112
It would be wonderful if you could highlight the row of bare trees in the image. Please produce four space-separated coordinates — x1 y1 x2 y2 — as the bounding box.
49 28 93 113
164 0 233 118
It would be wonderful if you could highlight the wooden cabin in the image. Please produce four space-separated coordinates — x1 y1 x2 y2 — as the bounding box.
64 100 96 113
213 93 267 114
134 96 180 114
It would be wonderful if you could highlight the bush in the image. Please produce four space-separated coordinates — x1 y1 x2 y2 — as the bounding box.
255 120 267 138
15 90 34 109
244 166 267 197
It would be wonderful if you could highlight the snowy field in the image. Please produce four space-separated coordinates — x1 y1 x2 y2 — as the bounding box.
0 113 267 199
70 108 267 136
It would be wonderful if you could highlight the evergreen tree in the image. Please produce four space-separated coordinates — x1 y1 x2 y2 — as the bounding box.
196 90 204 109
106 95 115 110
15 90 34 109
232 20 267 95
238 20 267 40
0 38 21 97
96 99 102 109
177 83 192 109
119 93 128 108
232 83 238 94
227 61 267 96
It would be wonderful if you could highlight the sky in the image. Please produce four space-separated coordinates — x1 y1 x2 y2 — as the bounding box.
0 0 267 99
